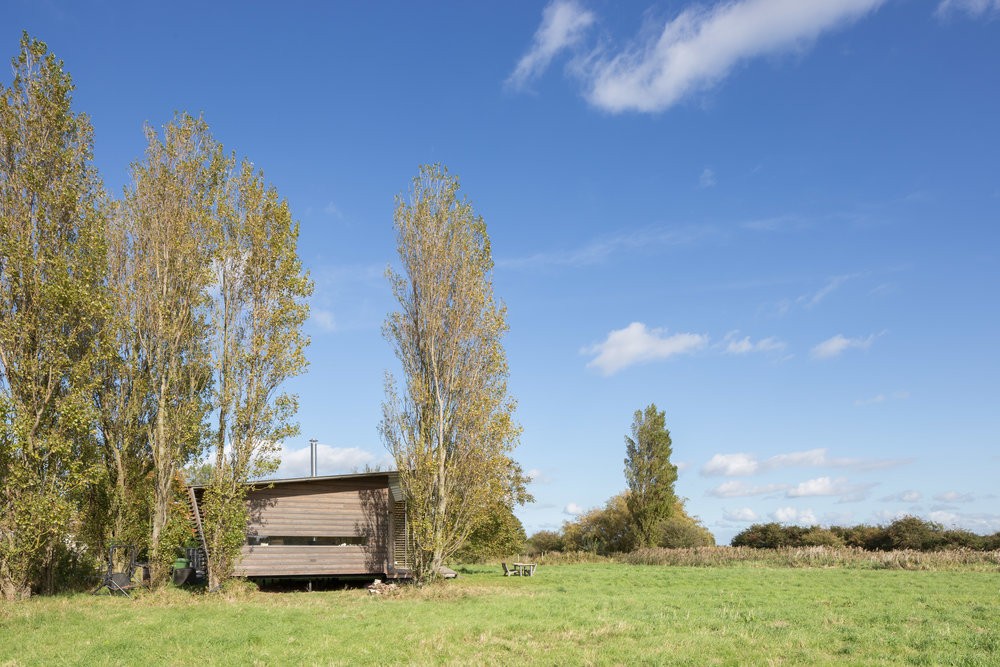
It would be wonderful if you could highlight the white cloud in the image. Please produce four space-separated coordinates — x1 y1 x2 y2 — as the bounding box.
273 442 379 478
870 509 910 524
771 507 818 525
584 0 886 113
527 468 553 484
699 167 716 188
927 510 1000 533
933 491 976 503
707 481 788 498
703 453 759 476
811 332 878 359
880 490 922 503
936 0 1000 17
722 331 786 355
507 0 596 90
583 322 707 375
701 447 910 476
724 507 758 522
786 476 876 502
787 476 842 497
564 502 585 516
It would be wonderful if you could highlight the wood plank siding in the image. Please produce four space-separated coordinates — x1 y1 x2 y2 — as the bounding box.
228 473 401 578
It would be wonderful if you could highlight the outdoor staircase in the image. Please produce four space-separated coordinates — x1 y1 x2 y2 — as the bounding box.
185 487 210 577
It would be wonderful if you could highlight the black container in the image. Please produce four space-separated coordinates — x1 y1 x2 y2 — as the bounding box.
172 567 193 586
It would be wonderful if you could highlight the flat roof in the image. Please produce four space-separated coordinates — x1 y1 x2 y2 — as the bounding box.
188 469 399 490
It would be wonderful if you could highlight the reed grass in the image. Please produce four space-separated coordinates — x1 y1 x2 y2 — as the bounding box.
619 545 1000 570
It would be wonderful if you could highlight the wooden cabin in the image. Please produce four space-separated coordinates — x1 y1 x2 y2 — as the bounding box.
188 471 410 580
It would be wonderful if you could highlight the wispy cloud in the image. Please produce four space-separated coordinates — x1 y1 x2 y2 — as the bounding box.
497 224 712 270
323 201 343 218
507 0 595 91
811 332 880 359
933 491 976 503
309 262 387 333
722 331 786 355
583 322 707 375
583 0 886 113
707 481 788 498
854 391 910 407
702 447 911 476
798 273 860 308
310 307 337 333
936 0 1000 18
699 167 716 188
564 502 585 516
740 215 808 232
880 490 922 503
786 476 877 502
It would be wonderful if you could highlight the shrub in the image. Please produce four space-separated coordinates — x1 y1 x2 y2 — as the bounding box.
732 523 801 549
885 516 943 551
657 516 715 548
801 528 844 548
832 525 890 551
526 530 564 555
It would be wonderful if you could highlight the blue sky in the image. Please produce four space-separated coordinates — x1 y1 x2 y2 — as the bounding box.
5 0 998 544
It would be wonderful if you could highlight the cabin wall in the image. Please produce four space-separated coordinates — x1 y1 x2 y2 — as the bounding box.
235 476 392 577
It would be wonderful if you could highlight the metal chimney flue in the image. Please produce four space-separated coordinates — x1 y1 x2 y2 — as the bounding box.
309 439 318 477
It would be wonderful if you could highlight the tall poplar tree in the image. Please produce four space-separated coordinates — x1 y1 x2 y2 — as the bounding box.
201 158 312 589
88 202 158 556
381 164 525 581
0 34 107 599
624 403 678 548
121 114 218 577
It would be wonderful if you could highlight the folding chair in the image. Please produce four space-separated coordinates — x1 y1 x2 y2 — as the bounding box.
93 544 140 597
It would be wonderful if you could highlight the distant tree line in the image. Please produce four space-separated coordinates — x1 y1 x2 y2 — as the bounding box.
527 493 715 557
731 517 1000 552
0 34 311 599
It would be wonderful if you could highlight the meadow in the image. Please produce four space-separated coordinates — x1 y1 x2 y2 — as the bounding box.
1 562 997 666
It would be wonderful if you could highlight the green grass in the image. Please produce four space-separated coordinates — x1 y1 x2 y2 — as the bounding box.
2 564 997 665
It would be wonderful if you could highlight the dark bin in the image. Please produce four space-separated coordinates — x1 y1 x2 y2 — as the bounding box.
172 567 193 586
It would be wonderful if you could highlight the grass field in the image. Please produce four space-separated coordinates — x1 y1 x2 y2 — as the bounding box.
1 563 997 665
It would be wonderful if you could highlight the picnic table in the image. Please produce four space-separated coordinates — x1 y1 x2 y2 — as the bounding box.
512 562 537 576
